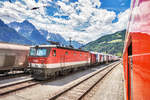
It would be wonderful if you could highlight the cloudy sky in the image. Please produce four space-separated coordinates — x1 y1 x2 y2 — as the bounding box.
0 0 131 43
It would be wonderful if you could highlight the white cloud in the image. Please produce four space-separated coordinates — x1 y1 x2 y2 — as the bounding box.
0 0 130 44
112 9 130 32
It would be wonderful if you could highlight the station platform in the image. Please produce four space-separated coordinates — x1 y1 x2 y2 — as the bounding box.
84 63 124 100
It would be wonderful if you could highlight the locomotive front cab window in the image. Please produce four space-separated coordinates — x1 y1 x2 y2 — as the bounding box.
37 48 47 56
29 47 49 57
30 48 36 56
52 50 56 56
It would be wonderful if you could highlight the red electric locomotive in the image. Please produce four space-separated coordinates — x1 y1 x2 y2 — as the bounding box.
28 45 94 80
123 0 150 100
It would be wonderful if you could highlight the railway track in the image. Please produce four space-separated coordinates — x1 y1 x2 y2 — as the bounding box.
0 73 30 81
49 61 120 100
0 62 119 98
0 79 39 96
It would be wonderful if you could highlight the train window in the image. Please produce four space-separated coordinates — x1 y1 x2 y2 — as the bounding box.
37 49 47 56
30 48 36 56
30 47 48 57
74 52 76 56
65 51 68 55
80 53 82 56
53 50 56 56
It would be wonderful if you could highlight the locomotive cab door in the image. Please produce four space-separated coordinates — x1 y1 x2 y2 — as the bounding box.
60 55 65 67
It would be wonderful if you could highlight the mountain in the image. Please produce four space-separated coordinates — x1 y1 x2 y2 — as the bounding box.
39 29 83 48
8 20 48 45
8 20 83 48
66 40 83 49
82 30 126 57
39 29 67 45
0 19 33 45
39 29 49 38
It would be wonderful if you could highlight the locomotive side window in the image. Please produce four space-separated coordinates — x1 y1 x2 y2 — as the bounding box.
53 50 56 56
80 53 82 56
65 51 68 55
74 52 76 56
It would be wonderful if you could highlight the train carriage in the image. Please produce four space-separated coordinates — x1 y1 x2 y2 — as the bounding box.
90 51 99 64
98 53 102 63
103 54 108 63
123 0 150 100
90 52 105 64
0 42 30 74
101 53 105 63
98 53 105 63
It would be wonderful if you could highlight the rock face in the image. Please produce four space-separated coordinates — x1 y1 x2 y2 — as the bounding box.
0 19 33 45
39 29 67 46
83 30 126 56
8 20 47 45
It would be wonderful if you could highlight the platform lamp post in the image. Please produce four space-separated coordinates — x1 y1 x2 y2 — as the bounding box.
69 37 72 47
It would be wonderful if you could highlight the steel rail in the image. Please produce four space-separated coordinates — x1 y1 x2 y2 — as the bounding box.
0 79 39 96
49 61 120 100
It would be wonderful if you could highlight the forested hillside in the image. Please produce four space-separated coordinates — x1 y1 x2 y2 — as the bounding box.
83 30 126 57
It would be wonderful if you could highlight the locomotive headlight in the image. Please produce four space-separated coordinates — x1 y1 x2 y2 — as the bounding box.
29 63 31 67
33 59 38 63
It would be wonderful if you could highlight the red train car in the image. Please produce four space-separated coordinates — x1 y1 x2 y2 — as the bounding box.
123 0 150 99
90 52 97 65
90 52 106 64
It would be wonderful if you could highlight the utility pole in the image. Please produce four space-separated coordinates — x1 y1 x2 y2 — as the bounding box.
69 37 72 47
78 40 84 49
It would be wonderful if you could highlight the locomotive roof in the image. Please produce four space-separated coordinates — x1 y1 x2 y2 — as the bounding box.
31 45 89 52
0 42 30 50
